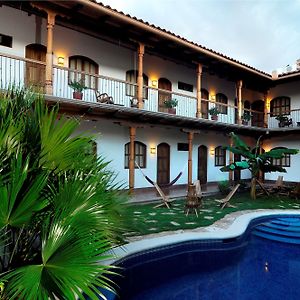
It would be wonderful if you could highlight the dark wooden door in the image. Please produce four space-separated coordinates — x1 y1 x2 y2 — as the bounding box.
158 78 172 113
234 153 241 181
25 44 46 91
201 89 209 119
251 100 264 127
157 143 170 185
198 145 207 184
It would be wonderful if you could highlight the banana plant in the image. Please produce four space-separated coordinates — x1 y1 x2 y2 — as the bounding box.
220 132 299 199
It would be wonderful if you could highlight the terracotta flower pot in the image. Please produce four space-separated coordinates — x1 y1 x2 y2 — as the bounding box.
242 120 249 125
211 115 218 121
73 91 83 100
168 108 176 115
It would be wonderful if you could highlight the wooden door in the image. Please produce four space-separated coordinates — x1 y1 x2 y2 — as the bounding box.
25 44 46 91
198 145 207 184
201 89 209 119
158 78 172 113
251 100 264 127
157 143 170 185
234 153 241 181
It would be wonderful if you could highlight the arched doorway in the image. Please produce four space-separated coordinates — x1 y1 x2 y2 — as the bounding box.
25 43 46 91
198 145 207 184
157 143 170 185
201 89 209 119
158 78 172 113
251 100 264 127
234 153 241 181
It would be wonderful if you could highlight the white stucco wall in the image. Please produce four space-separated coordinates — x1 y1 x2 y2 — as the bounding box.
263 135 300 182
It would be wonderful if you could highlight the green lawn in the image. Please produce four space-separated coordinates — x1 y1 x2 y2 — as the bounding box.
126 193 300 237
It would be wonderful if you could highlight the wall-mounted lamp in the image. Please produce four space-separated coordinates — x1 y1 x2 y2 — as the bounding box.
150 147 156 154
151 80 158 87
210 94 216 101
210 148 215 156
57 56 65 66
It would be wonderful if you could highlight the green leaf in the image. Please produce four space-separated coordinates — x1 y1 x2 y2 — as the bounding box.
230 132 250 151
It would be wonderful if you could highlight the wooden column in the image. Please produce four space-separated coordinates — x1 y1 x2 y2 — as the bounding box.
229 136 234 182
237 80 243 125
196 64 203 118
263 91 269 128
129 127 136 192
188 132 194 186
45 12 56 95
137 43 145 109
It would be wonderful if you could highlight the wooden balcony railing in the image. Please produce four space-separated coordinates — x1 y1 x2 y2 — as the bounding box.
0 52 270 128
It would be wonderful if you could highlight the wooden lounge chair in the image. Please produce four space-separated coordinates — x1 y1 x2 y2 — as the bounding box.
267 176 284 193
95 91 114 104
194 180 203 207
215 184 240 209
289 183 300 199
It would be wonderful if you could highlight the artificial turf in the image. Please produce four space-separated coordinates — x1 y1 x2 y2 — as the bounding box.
126 193 300 236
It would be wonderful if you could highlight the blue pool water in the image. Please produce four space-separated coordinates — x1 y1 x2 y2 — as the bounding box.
109 215 300 300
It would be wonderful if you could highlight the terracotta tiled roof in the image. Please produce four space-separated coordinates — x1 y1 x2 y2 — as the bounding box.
278 69 300 78
91 1 272 77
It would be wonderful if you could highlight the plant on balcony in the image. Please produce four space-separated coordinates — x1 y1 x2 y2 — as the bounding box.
220 132 298 199
208 106 220 121
275 114 290 127
0 88 129 299
164 98 178 114
69 80 87 100
242 111 252 125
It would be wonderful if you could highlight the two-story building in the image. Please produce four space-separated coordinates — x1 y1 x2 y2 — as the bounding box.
1 0 299 194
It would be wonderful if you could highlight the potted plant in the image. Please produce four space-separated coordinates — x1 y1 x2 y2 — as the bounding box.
69 80 87 100
164 98 178 114
275 114 288 127
242 111 251 125
208 106 220 121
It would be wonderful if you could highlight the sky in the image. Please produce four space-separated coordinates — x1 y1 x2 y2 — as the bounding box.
99 0 300 73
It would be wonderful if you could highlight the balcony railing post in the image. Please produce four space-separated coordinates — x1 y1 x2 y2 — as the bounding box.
237 80 243 125
45 11 56 95
137 43 145 109
196 63 202 118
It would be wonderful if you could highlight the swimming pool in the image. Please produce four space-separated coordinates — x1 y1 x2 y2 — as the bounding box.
111 215 300 300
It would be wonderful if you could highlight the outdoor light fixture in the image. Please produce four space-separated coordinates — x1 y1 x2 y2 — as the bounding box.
150 147 156 154
152 80 158 87
210 148 215 156
57 56 64 66
210 94 216 101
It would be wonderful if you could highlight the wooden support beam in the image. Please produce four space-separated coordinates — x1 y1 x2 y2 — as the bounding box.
196 64 202 118
263 90 269 128
137 43 145 109
229 136 234 182
188 131 194 186
129 127 136 192
45 11 56 95
237 80 243 125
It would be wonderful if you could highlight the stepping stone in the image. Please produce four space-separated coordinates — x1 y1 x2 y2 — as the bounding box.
204 216 214 220
149 212 157 216
134 211 142 214
185 222 196 225
161 212 176 215
170 221 180 226
201 209 212 213
145 220 157 223
148 228 157 231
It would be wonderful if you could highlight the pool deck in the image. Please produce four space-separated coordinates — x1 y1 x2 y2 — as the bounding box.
107 209 300 265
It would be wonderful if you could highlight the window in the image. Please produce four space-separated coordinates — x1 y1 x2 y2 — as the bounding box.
216 93 228 114
125 70 148 99
177 143 189 151
0 33 12 48
270 96 290 116
124 141 147 169
69 55 98 89
215 146 226 166
178 81 193 92
271 147 290 167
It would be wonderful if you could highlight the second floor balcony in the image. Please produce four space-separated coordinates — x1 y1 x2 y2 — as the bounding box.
1 52 300 130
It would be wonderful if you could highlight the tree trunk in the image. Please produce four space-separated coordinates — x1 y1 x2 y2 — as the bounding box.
250 177 256 200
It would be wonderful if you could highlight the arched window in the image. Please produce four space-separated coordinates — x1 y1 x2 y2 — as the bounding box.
69 55 98 89
271 147 291 167
270 96 290 116
201 88 209 100
125 70 148 99
215 146 226 166
124 141 147 169
216 93 228 114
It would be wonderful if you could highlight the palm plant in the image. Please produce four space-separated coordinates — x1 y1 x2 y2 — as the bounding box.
220 132 298 199
0 88 129 299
